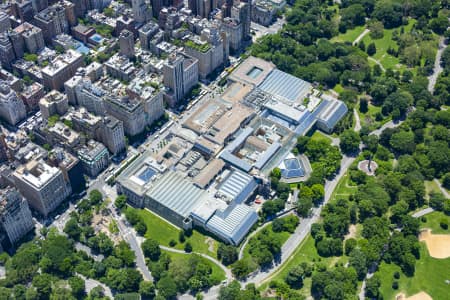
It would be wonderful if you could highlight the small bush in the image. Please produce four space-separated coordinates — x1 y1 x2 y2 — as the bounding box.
393 271 400 279
440 219 448 230
421 216 427 223
169 239 177 247
392 281 399 290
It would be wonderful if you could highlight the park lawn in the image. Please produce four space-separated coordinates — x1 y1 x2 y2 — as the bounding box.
161 250 226 283
331 26 365 43
135 208 218 256
424 180 442 198
309 130 332 143
357 102 390 130
362 19 416 71
378 244 450 300
419 211 450 235
330 173 358 203
332 83 344 95
260 234 347 296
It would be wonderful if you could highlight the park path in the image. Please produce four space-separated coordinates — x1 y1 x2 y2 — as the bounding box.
353 108 361 132
353 28 370 46
434 178 450 199
77 273 113 298
238 221 272 260
368 57 386 72
428 37 447 93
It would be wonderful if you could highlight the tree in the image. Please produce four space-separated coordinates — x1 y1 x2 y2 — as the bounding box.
32 273 52 299
430 15 450 34
179 230 185 243
115 195 127 210
285 265 305 288
367 43 376 56
89 190 103 205
340 130 361 154
217 244 238 266
69 276 85 298
390 131 416 154
106 268 142 293
124 208 141 225
157 276 178 299
349 249 367 280
345 238 357 256
184 242 192 253
142 238 161 261
114 241 136 267
231 259 253 279
139 281 156 299
359 98 368 113
311 184 325 206
365 274 381 299
135 221 147 236
297 197 312 217
64 217 81 240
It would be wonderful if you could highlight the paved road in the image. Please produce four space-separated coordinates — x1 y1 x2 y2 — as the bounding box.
428 37 447 93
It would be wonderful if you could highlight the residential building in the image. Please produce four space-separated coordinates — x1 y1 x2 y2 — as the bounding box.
48 147 85 193
231 1 250 41
68 107 101 140
0 188 34 245
139 21 159 51
73 78 106 115
13 159 71 216
77 140 109 177
222 17 242 53
71 24 95 44
0 12 11 33
41 49 84 91
97 115 126 155
39 90 69 119
0 33 16 70
163 53 198 107
104 54 136 82
119 29 135 59
33 3 69 44
132 0 151 23
11 0 34 23
104 95 147 136
14 22 44 54
20 81 45 111
46 121 81 150
0 82 26 126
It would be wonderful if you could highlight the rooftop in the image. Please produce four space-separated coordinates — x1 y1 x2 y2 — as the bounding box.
229 56 275 86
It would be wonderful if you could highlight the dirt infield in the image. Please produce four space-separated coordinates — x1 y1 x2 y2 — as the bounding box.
396 292 433 300
419 229 450 259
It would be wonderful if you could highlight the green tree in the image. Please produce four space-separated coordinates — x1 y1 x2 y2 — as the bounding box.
184 242 192 253
340 130 361 154
89 190 103 205
285 265 305 288
68 276 85 298
141 238 161 261
115 195 127 210
390 131 416 154
217 244 238 266
367 43 376 56
157 276 178 299
139 281 156 299
32 273 53 299
64 217 81 240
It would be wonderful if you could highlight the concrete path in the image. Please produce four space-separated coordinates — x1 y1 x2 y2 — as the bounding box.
368 57 386 72
353 29 370 46
412 207 435 218
428 37 447 93
434 178 450 199
354 108 361 132
77 273 113 298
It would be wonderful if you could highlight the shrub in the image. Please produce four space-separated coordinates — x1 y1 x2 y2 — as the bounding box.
393 271 400 279
169 239 177 247
421 216 427 223
184 242 192 253
392 281 399 290
440 219 448 230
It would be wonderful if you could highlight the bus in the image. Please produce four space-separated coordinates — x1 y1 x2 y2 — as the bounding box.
159 120 174 134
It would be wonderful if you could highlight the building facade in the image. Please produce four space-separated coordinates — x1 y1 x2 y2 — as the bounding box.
0 83 27 126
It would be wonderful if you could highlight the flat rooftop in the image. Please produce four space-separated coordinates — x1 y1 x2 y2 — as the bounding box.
221 82 253 104
229 56 275 86
258 69 312 103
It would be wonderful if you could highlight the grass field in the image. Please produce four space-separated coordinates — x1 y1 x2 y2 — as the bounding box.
329 173 358 203
419 211 450 235
362 20 416 71
378 244 450 300
331 26 365 43
309 130 332 143
161 249 226 283
134 208 218 256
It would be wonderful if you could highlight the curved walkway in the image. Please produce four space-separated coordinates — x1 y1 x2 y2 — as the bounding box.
428 37 447 93
354 108 361 132
353 28 370 46
238 220 274 260
368 57 386 72
434 179 450 199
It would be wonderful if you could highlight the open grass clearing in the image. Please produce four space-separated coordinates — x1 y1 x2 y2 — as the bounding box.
331 26 366 43
161 249 226 283
424 180 442 199
377 243 450 300
419 211 450 235
133 208 218 257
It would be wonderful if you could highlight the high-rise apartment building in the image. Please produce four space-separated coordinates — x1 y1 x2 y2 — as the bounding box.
132 0 151 23
104 95 147 136
222 18 242 53
0 33 16 70
0 82 26 126
139 21 159 51
13 159 71 216
231 0 251 41
39 90 69 119
163 53 198 107
11 0 34 23
33 4 69 44
119 29 135 58
77 140 109 177
0 188 34 245
98 116 126 155
41 49 84 91
14 22 45 54
0 12 11 33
